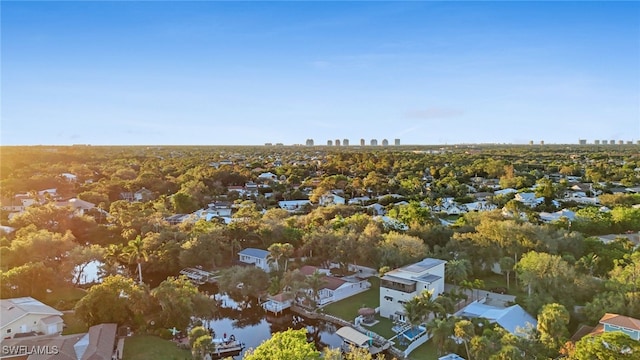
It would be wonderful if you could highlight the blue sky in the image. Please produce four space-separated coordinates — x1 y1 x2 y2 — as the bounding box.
2 1 639 145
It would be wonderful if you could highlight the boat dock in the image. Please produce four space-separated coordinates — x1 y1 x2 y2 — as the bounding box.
179 268 219 285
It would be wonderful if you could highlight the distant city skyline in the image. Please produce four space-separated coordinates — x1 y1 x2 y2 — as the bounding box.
2 1 639 146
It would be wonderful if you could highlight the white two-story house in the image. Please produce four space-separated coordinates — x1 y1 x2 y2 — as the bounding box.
379 258 446 321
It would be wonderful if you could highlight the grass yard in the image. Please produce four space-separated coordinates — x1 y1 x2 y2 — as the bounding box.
477 272 525 299
41 286 87 310
123 335 191 360
61 312 88 335
322 277 380 321
407 340 440 360
367 316 396 339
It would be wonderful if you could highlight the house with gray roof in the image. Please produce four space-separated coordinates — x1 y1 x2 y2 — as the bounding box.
238 248 271 273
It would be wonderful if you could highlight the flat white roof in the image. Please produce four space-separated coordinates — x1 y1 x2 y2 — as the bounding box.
335 327 370 347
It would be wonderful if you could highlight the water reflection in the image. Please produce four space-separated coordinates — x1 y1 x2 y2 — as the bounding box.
199 293 343 357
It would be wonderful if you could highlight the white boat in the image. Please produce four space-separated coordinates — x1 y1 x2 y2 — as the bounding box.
210 334 245 359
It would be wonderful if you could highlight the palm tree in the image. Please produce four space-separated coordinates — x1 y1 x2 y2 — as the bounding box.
454 319 475 360
499 256 515 289
305 270 327 309
267 243 284 272
402 298 423 332
124 235 148 284
445 259 471 286
267 243 294 273
427 317 456 355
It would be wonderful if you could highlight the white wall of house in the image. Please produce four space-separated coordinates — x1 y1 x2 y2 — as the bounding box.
379 261 445 320
1 314 63 338
239 255 270 273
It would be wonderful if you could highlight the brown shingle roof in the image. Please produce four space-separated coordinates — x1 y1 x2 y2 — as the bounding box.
600 313 640 331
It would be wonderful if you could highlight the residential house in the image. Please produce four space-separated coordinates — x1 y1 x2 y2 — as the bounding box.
1 297 64 339
238 248 271 273
59 173 78 182
134 188 154 202
54 198 96 216
298 266 370 306
379 258 446 321
278 200 311 212
514 192 543 207
458 302 537 337
318 193 346 206
589 313 640 341
539 209 576 223
348 196 371 205
258 172 278 181
494 188 517 196
0 323 119 360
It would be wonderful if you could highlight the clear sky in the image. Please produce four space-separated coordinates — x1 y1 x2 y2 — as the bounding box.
2 1 639 146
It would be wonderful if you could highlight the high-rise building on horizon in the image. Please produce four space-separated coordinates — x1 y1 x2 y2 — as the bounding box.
394 139 400 146
370 139 378 146
305 139 314 146
327 140 333 146
360 139 366 146
540 140 544 145
594 140 600 145
335 139 341 146
382 139 389 146
602 140 608 145
579 139 587 145
343 139 349 146
618 140 624 145
529 140 534 145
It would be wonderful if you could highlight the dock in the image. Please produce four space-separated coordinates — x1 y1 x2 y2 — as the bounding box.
179 268 219 285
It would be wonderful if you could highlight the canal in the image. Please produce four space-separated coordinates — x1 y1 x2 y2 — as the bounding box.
199 293 344 357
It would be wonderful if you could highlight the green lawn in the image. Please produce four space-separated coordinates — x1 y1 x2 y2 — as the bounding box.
407 340 440 360
62 312 88 335
367 316 396 339
477 272 525 299
123 335 191 360
41 286 87 310
322 277 380 321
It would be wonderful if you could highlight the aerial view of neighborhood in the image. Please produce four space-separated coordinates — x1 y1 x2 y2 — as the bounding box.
1 1 639 359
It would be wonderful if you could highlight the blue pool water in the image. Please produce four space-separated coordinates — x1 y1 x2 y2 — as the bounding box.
402 326 426 341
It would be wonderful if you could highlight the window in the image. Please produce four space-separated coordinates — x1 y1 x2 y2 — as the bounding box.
384 296 393 302
6 329 11 334
398 300 407 305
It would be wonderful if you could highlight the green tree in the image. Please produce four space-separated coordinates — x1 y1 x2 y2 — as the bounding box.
217 266 269 304
499 256 515 289
537 303 570 354
267 242 295 273
445 258 471 286
151 276 217 331
454 319 475 360
305 270 327 309
243 328 320 360
74 275 149 328
427 316 456 355
378 232 427 269
124 235 148 284
570 331 639 359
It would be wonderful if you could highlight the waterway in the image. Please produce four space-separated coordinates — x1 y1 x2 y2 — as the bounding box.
199 293 344 357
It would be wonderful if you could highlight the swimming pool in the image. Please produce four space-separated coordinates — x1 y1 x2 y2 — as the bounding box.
402 325 426 341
